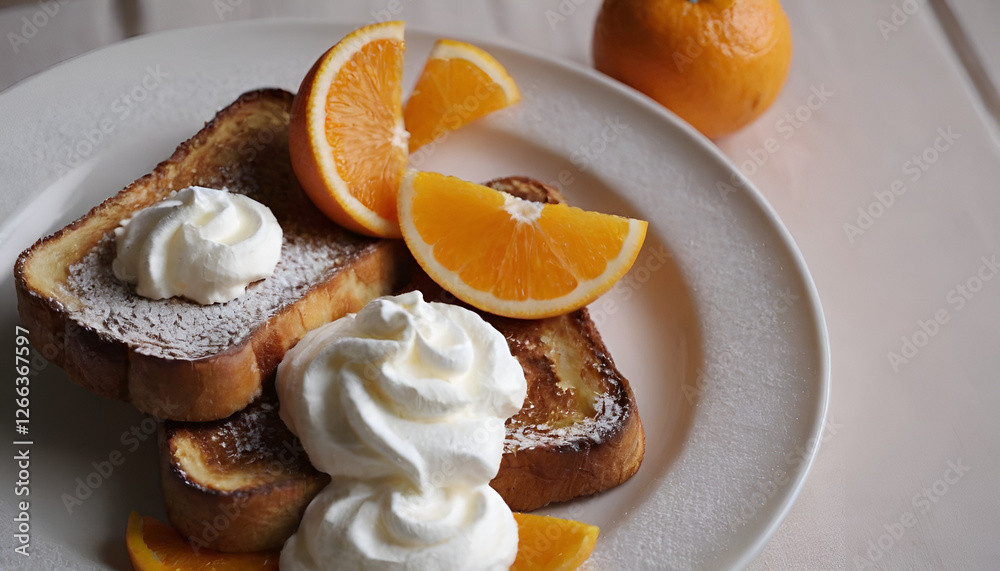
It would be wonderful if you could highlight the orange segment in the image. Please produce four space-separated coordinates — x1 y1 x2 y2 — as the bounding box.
289 21 408 238
126 512 278 571
512 512 600 571
398 171 647 319
404 39 521 153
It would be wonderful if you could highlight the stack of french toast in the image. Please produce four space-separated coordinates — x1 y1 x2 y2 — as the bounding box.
14 88 645 553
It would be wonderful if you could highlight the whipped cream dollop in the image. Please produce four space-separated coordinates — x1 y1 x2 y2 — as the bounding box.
277 291 527 571
111 186 282 305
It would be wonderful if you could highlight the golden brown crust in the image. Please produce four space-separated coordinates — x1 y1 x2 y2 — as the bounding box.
159 410 331 552
13 89 412 421
159 385 329 552
158 176 645 552
160 303 644 551
481 177 643 511
125 242 410 420
481 176 569 205
159 457 327 553
488 309 645 511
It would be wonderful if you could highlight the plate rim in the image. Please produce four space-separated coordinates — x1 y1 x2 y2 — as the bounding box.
0 16 831 570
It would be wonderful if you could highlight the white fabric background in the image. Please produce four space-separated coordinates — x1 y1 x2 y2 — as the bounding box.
2 1 999 569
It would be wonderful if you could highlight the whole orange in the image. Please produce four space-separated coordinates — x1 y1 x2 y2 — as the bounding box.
593 0 792 139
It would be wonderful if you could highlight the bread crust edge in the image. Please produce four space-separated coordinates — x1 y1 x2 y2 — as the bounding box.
158 424 330 552
15 239 411 421
491 308 645 512
12 89 413 421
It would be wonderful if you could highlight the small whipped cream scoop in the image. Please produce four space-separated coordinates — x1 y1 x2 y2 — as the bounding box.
277 291 527 571
111 186 282 305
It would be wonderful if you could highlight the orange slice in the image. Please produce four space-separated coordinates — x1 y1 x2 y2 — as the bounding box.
512 512 600 570
125 512 278 570
398 171 647 319
289 21 408 238
404 39 521 153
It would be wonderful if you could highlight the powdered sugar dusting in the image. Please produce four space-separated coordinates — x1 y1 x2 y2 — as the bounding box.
504 389 624 452
194 391 311 471
66 226 372 360
491 55 826 570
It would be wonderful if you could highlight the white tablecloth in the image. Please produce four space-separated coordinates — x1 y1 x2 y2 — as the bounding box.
2 1 999 569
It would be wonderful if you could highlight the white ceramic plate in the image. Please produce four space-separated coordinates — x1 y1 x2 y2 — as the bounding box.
0 19 829 570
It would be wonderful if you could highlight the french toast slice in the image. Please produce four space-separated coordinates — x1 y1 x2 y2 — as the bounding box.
159 177 645 552
439 176 646 511
14 89 412 421
158 384 329 553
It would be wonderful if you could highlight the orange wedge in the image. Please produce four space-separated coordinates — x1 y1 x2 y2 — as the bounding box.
404 39 521 153
398 171 647 319
289 21 408 238
512 512 600 571
125 512 278 571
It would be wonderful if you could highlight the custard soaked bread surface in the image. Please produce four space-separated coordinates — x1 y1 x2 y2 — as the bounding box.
14 89 411 421
159 177 645 552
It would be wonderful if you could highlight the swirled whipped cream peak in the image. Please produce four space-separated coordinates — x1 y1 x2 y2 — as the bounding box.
111 186 282 305
277 291 527 571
